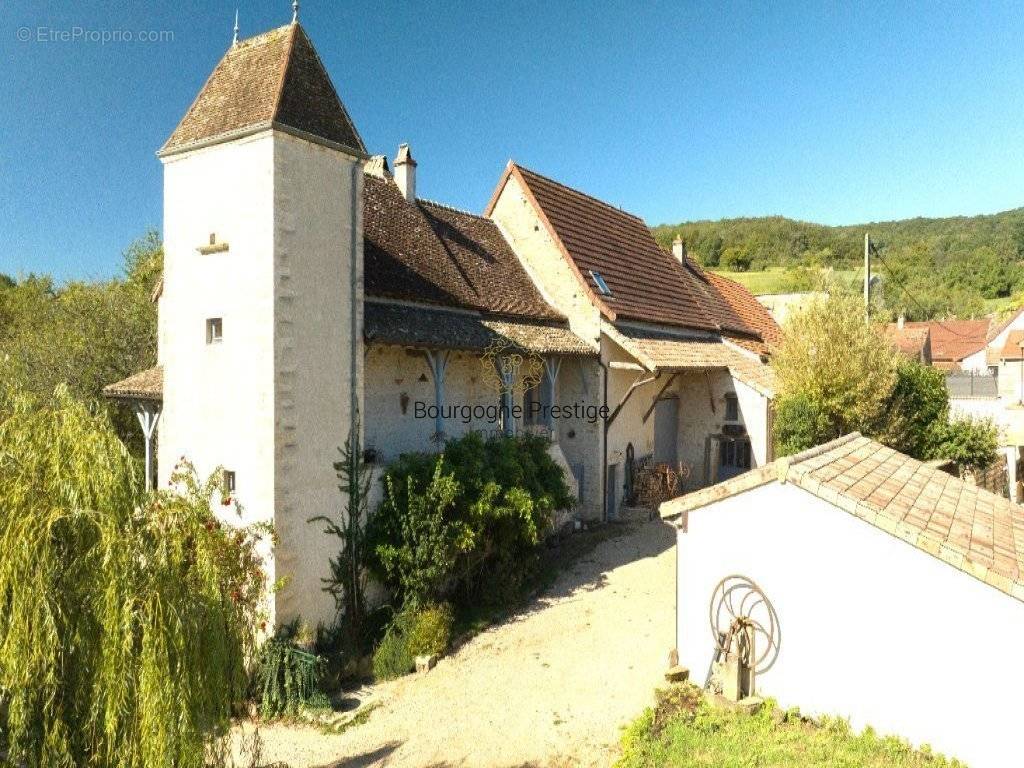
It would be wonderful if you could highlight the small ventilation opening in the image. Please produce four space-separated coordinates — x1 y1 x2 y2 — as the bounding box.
206 317 223 344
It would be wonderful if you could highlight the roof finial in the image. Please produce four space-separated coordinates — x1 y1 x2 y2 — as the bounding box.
292 0 299 23
232 9 239 46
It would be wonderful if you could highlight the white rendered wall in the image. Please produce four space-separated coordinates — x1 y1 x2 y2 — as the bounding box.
675 481 1024 768
159 132 278 598
488 173 603 344
159 130 361 629
363 344 603 519
271 132 362 627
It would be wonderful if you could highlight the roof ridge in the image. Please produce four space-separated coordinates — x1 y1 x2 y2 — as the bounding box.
511 162 646 223
417 198 483 218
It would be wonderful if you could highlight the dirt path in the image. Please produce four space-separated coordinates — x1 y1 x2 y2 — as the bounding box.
253 519 677 768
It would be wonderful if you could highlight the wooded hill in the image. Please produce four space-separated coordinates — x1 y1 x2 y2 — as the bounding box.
652 207 1024 319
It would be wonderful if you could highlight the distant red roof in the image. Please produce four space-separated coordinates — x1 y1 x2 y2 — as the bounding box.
487 163 757 336
899 319 988 363
884 324 931 362
1000 330 1024 361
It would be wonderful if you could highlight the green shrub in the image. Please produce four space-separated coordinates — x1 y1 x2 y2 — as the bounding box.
372 613 415 680
773 393 831 455
252 630 328 719
406 603 454 658
0 382 267 767
927 415 999 471
371 604 454 680
367 432 572 610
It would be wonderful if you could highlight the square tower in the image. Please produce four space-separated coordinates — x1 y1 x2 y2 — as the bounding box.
156 22 365 627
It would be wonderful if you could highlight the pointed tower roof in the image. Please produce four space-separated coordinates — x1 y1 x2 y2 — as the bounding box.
160 24 366 157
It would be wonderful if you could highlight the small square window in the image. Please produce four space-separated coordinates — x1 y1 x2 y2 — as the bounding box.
222 470 236 493
206 317 223 344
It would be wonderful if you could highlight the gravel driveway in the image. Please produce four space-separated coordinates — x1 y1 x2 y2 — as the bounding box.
253 519 676 768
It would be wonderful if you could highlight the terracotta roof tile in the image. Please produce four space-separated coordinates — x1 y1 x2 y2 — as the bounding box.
884 324 930 360
999 329 1024 360
901 319 988 363
364 175 562 320
705 270 783 354
498 164 754 334
161 24 365 156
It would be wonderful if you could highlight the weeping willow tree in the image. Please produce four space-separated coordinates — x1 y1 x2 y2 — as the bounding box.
0 380 269 767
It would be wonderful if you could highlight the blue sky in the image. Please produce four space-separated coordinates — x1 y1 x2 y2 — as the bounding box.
3 1 1024 282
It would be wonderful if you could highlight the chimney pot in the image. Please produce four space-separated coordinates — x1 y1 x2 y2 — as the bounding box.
394 143 417 202
672 235 686 263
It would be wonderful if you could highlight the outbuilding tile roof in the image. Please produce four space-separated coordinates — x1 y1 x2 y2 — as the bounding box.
364 302 594 356
103 366 163 402
489 163 757 336
662 433 1024 602
161 24 365 156
364 175 563 320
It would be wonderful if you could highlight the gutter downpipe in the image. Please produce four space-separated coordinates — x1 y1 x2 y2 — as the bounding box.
600 319 609 522
350 159 360 437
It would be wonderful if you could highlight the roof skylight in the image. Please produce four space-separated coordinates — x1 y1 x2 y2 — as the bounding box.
590 270 612 296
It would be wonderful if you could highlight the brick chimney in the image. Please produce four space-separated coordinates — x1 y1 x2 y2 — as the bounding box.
393 143 417 203
672 235 686 263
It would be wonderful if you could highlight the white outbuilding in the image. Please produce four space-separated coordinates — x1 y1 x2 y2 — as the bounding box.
661 433 1024 768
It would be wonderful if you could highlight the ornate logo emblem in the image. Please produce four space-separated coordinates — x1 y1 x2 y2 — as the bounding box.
480 339 544 395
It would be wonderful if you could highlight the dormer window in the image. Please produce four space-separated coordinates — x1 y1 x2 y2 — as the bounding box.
590 270 612 296
197 232 230 255
206 317 223 344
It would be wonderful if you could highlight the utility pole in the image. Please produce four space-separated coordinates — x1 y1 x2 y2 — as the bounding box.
863 232 871 324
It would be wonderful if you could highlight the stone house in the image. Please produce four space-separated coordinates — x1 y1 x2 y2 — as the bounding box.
487 164 780 516
106 18 777 625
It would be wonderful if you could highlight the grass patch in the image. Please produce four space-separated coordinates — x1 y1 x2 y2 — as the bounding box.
616 685 964 767
710 268 860 296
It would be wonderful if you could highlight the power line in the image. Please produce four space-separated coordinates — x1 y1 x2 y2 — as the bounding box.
867 240 984 340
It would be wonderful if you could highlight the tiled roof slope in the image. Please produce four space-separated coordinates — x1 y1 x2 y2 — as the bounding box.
884 324 930 360
365 302 594 355
705 270 783 354
662 433 1024 602
103 367 163 402
607 327 775 397
364 174 562 320
901 319 988 363
161 24 365 156
999 329 1024 360
493 164 756 335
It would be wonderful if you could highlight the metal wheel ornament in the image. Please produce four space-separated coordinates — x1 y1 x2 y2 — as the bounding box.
708 575 781 674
